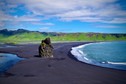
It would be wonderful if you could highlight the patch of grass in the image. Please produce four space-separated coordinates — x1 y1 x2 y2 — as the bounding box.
0 33 126 44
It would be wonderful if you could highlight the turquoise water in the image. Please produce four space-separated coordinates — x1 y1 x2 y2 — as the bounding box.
0 53 24 73
71 41 126 70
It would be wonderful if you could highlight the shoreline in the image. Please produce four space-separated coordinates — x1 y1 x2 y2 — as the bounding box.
0 42 126 84
0 40 122 45
70 41 126 71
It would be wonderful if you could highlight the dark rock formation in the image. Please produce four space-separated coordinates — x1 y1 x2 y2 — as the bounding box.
39 37 53 58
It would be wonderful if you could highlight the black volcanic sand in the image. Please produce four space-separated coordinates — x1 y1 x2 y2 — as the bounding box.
0 42 126 84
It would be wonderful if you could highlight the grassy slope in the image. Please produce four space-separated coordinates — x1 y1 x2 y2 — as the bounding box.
0 32 126 44
52 33 126 41
0 32 48 44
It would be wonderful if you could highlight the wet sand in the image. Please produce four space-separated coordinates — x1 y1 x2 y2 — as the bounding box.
0 42 126 84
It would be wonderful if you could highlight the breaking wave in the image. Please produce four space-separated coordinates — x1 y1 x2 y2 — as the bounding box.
71 41 126 70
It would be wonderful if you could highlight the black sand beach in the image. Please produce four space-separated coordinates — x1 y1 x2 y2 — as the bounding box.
0 42 126 84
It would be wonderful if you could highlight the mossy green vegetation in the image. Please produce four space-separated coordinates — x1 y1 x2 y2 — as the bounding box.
0 32 126 44
52 33 126 42
0 32 49 44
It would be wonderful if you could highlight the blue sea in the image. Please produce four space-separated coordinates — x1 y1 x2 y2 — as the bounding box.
0 53 24 73
71 41 126 70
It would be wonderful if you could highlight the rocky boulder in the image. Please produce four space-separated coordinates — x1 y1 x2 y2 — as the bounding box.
39 38 53 58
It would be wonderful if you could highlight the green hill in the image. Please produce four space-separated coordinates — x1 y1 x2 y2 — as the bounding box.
0 29 126 44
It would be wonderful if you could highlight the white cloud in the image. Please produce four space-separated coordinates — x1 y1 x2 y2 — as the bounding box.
96 25 119 28
1 0 126 23
0 10 42 21
31 21 54 26
0 11 13 21
103 18 126 24
13 0 117 16
13 15 42 21
0 21 4 27
39 27 52 32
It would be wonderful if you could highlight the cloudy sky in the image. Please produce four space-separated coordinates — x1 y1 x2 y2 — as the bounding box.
0 0 126 33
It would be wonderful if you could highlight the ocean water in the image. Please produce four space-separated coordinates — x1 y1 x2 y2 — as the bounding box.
71 41 126 70
0 53 24 73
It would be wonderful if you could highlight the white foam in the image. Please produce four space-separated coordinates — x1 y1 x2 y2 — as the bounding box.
71 42 126 65
71 42 126 70
107 61 126 65
72 43 93 49
71 48 83 60
70 43 94 63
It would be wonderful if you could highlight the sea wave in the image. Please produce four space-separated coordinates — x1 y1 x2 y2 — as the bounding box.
70 42 126 70
71 43 93 63
107 61 126 65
